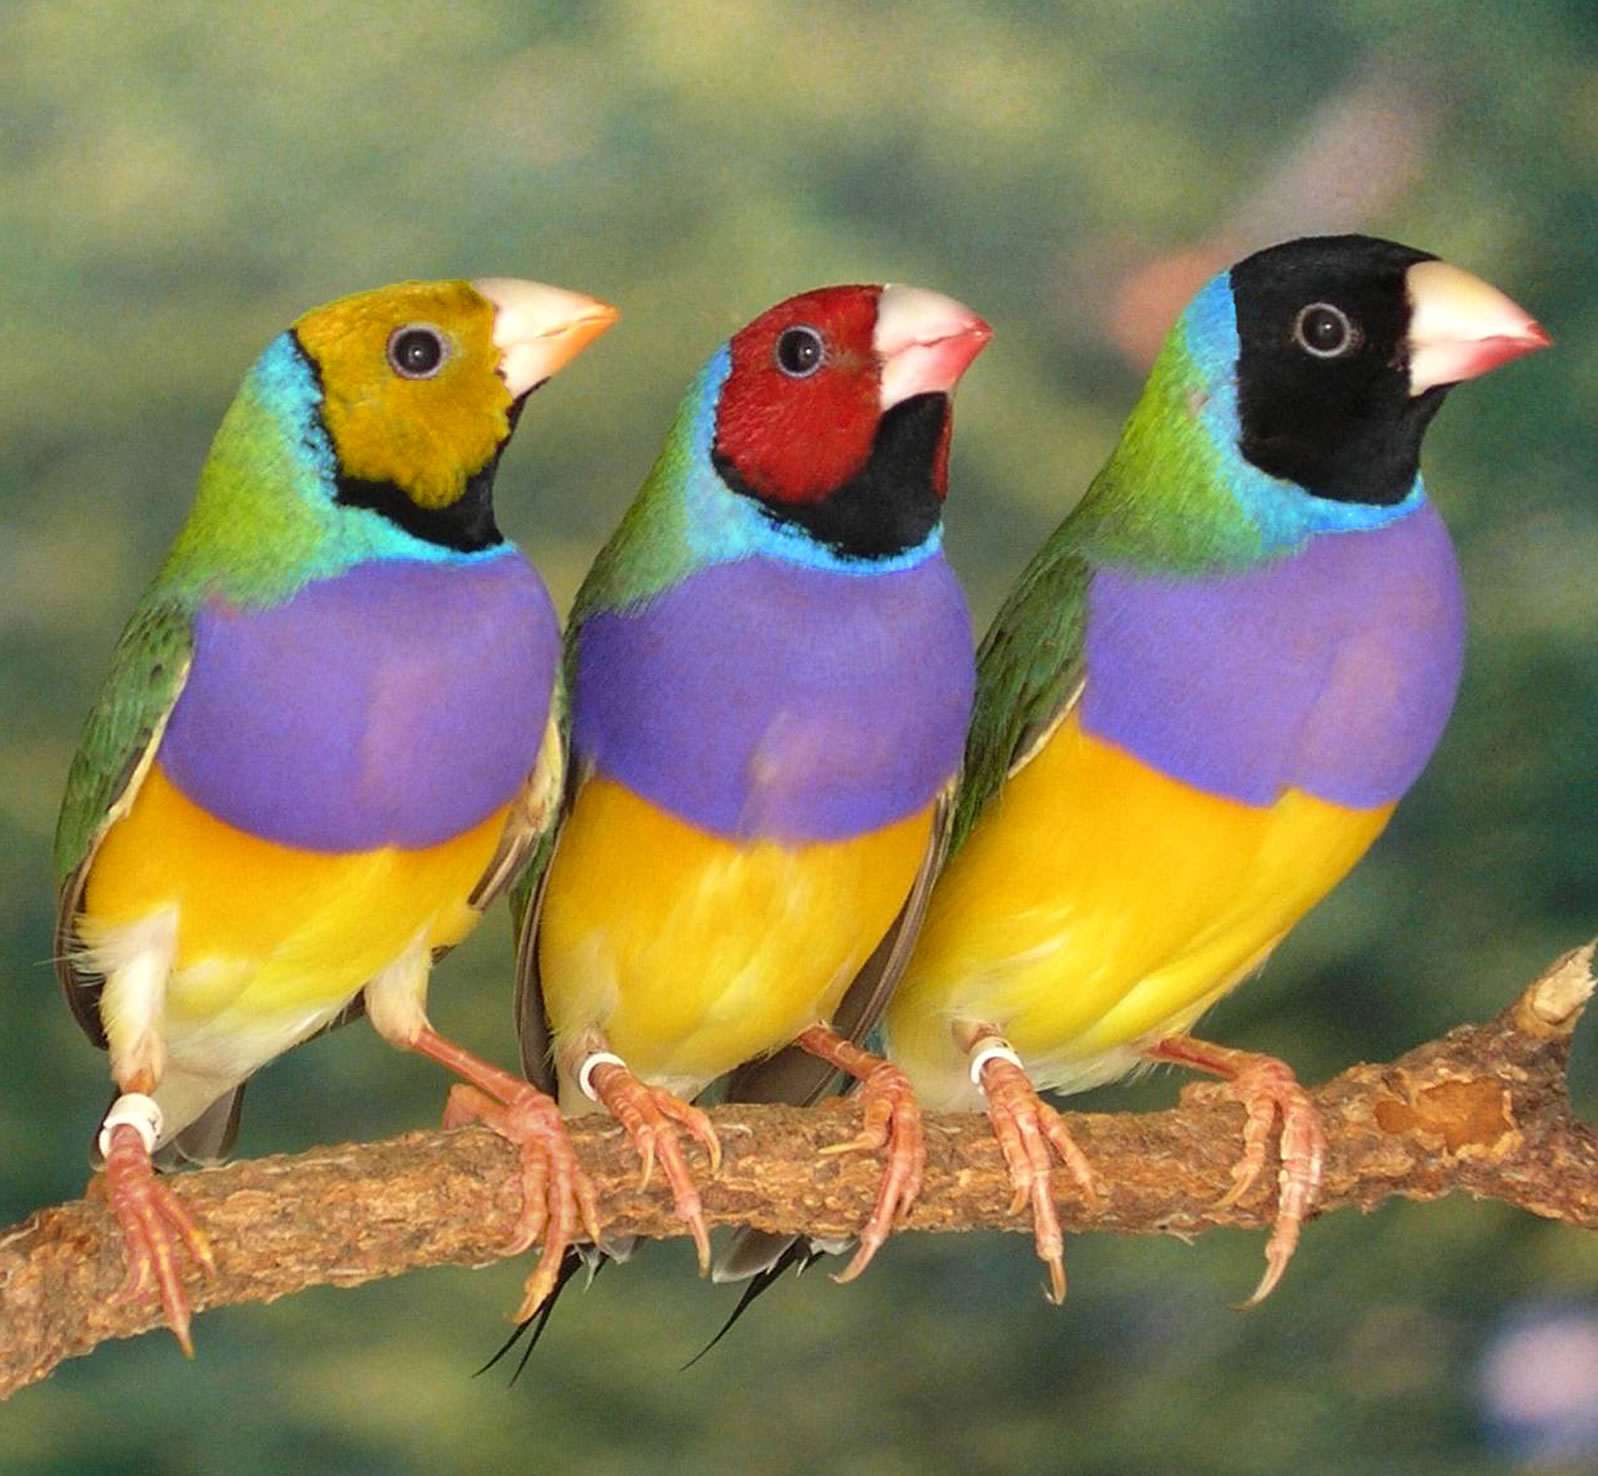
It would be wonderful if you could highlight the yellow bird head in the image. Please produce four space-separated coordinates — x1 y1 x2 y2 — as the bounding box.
293 278 618 512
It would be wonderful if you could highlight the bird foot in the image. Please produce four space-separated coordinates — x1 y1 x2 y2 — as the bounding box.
410 1024 600 1321
443 1082 602 1322
794 1024 926 1283
1147 1035 1326 1305
101 1121 215 1356
974 1043 1099 1304
584 1059 719 1275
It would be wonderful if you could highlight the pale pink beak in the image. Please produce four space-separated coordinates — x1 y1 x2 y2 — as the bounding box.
472 277 619 397
1406 259 1550 395
874 284 992 410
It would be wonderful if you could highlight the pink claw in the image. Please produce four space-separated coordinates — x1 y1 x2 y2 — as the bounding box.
976 1052 1099 1304
587 1061 720 1275
1148 1036 1327 1305
794 1024 929 1283
102 1123 215 1356
442 1082 602 1321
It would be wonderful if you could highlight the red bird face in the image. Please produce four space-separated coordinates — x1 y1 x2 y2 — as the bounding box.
712 284 991 510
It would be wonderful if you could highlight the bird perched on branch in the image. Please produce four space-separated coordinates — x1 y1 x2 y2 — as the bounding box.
885 235 1548 1302
513 283 989 1288
54 276 617 1352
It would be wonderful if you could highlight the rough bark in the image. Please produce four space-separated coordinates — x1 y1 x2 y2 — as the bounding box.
2 945 1593 1400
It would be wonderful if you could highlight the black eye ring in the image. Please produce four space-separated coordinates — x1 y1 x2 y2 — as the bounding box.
774 325 826 378
1293 303 1357 359
387 324 448 379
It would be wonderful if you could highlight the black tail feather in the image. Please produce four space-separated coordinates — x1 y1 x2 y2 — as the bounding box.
682 1240 822 1370
475 1246 601 1384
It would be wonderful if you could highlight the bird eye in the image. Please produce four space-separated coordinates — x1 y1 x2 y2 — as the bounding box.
774 325 825 378
387 325 448 379
1293 303 1356 358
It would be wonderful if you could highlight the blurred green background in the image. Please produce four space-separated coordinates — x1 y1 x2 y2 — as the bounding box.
3 1 1596 1471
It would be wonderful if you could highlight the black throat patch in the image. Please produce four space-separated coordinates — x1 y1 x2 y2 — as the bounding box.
712 392 949 561
333 457 506 554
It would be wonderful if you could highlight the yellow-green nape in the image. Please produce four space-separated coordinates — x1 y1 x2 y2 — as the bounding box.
293 280 510 510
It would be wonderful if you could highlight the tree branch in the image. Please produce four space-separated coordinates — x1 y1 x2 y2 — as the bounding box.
3 944 1594 1399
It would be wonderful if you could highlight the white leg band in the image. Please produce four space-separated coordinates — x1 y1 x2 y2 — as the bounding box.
99 1092 164 1158
576 1051 628 1104
968 1039 1024 1088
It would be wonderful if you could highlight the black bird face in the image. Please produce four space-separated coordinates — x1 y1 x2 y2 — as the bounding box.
1230 235 1548 506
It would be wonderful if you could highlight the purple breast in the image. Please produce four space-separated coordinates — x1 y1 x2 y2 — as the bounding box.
572 555 974 843
1080 503 1465 808
160 553 560 851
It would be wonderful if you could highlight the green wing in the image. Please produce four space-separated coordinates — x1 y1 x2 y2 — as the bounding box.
53 591 195 1045
950 536 1095 853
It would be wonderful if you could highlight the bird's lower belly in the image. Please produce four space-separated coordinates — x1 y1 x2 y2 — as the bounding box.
890 714 1391 1093
538 776 932 1086
81 762 508 1021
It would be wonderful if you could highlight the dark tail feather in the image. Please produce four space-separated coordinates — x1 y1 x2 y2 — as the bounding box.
166 1084 247 1167
682 1240 823 1370
475 1246 601 1384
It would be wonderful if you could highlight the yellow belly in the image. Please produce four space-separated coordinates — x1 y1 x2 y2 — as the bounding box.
537 775 933 1088
886 711 1391 1105
82 763 506 1027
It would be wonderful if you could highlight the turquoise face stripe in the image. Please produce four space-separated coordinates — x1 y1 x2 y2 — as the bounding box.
674 346 943 578
250 333 515 571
